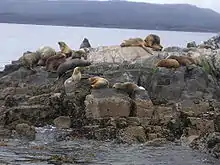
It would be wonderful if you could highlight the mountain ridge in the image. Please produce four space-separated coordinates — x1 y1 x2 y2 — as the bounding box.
0 0 220 33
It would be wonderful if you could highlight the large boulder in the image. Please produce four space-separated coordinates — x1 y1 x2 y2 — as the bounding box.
84 88 132 119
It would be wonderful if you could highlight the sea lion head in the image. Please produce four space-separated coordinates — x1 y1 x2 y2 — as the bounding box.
58 41 67 47
73 67 81 75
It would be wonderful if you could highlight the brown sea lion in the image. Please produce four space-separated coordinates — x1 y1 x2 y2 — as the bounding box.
56 58 91 79
45 52 66 72
88 76 109 89
167 55 196 66
79 38 91 49
144 34 163 51
36 46 56 66
120 38 154 55
19 51 41 71
58 41 73 58
156 59 180 69
64 67 82 86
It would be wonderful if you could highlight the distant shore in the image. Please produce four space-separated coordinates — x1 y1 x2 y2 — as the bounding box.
0 21 218 34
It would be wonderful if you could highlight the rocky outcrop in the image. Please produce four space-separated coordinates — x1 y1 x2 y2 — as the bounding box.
1 35 220 158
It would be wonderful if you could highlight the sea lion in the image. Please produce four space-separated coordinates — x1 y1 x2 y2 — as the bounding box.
79 38 91 49
113 82 145 94
64 67 82 86
88 76 109 89
144 34 163 51
36 46 56 66
19 51 41 71
120 38 154 55
58 41 73 58
56 58 91 79
45 52 66 72
166 55 196 66
156 59 180 69
72 48 89 60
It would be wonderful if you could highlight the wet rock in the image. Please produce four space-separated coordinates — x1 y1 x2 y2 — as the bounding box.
187 117 215 136
85 88 132 119
115 117 128 129
53 116 71 129
15 123 36 140
4 105 53 128
0 126 12 138
116 126 147 144
145 138 168 147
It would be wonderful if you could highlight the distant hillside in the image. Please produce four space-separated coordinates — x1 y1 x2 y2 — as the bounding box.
0 0 220 32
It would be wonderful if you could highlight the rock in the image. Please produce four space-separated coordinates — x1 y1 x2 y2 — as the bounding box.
187 117 215 136
127 117 141 126
116 126 147 144
187 41 197 48
214 114 220 132
84 88 132 119
53 116 71 129
0 126 12 138
134 89 154 118
15 123 36 140
87 46 153 64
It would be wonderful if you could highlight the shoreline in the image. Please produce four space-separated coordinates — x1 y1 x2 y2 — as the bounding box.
0 21 218 34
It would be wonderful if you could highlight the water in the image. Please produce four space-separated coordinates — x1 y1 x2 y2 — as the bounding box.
0 23 216 69
0 126 219 165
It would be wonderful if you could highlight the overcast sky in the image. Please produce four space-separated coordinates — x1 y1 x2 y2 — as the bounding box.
127 0 220 13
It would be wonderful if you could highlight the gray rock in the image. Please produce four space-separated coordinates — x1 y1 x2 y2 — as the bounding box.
53 116 71 129
15 123 36 141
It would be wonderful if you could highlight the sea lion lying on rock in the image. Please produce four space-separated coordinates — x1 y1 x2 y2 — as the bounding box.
79 38 91 49
120 38 154 55
88 76 109 89
144 34 163 51
58 41 73 58
156 59 180 69
166 55 197 66
36 46 56 66
45 52 66 72
64 67 82 86
113 82 145 94
56 58 91 79
19 51 41 71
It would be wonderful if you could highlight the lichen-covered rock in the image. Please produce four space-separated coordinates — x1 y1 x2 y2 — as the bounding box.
116 126 147 144
84 88 132 119
53 116 71 129
15 123 36 141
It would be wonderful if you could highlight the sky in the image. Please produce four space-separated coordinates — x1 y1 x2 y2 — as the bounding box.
127 0 220 13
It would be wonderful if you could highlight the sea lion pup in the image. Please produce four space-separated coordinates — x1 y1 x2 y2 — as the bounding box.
56 58 91 80
36 46 56 66
45 52 66 72
64 67 82 86
79 38 91 49
58 41 73 58
156 59 180 69
120 38 154 55
72 48 89 60
19 51 41 71
113 82 145 96
88 76 109 89
166 55 196 66
144 34 163 51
